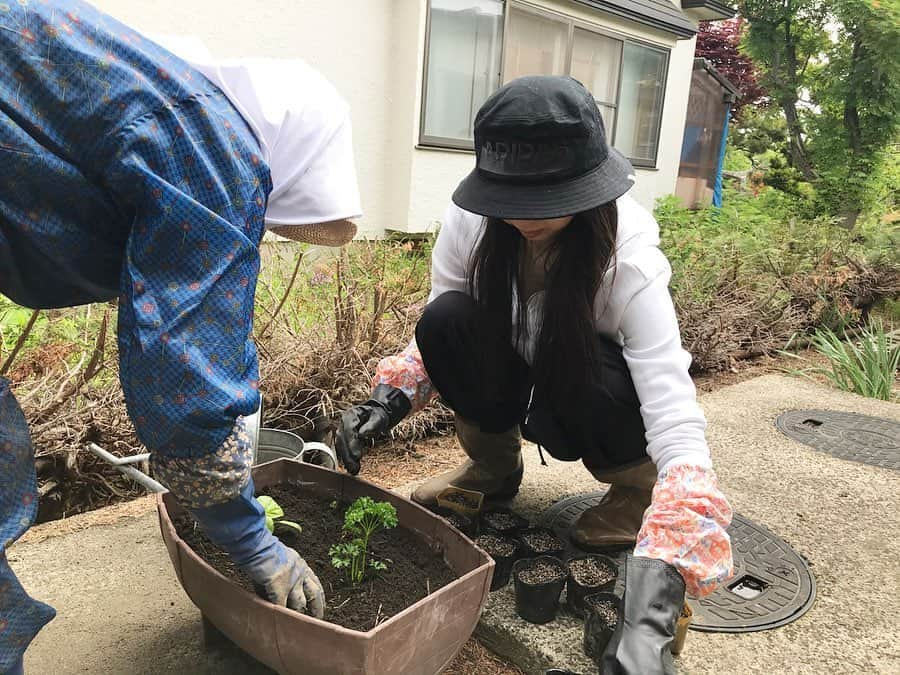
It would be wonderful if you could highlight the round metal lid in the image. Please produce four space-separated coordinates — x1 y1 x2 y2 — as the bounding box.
776 409 900 471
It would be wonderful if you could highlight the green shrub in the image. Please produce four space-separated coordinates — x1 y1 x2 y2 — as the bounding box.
724 141 752 172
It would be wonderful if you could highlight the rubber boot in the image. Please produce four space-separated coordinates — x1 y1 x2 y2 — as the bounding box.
570 460 658 550
411 415 523 509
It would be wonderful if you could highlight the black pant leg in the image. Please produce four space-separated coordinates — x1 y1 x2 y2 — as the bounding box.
416 291 530 433
522 336 648 469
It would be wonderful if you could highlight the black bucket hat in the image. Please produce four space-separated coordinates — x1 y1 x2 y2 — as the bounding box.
452 75 635 220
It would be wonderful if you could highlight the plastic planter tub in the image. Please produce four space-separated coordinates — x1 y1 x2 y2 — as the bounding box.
157 459 494 675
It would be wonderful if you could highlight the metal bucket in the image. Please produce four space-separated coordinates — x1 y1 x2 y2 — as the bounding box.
255 428 338 471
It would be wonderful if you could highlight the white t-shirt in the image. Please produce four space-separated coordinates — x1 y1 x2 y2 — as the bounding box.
150 35 362 230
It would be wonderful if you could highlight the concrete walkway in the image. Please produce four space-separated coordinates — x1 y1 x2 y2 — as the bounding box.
14 375 900 674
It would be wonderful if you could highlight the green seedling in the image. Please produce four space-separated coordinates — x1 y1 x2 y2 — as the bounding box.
329 496 398 585
256 495 303 536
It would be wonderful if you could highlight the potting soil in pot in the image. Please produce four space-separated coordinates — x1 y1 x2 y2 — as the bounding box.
482 509 528 533
517 559 564 585
444 512 470 532
586 595 618 627
443 492 480 509
475 534 517 558
569 557 616 587
172 483 457 632
519 529 564 555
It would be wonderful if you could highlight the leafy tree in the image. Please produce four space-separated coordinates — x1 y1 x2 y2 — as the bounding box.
695 18 767 117
731 105 790 158
739 0 829 181
740 0 900 219
808 0 900 220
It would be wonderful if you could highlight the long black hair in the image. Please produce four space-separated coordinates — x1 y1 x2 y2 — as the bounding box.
467 203 618 402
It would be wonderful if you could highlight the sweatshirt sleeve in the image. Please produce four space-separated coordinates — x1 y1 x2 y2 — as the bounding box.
616 244 733 596
618 250 711 471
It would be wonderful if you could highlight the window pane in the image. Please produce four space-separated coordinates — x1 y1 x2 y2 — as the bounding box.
423 0 504 145
571 28 621 105
504 7 568 82
614 43 667 163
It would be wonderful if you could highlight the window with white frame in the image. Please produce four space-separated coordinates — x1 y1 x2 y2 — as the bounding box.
421 0 670 167
421 0 505 148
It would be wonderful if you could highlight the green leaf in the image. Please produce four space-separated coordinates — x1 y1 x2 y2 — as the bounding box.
257 495 284 520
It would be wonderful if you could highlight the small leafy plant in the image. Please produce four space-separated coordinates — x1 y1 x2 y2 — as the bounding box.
256 496 303 536
329 496 398 585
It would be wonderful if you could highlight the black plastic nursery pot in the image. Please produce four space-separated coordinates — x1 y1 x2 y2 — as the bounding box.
475 533 521 591
566 554 618 617
480 506 530 536
517 527 565 559
433 506 477 539
582 592 621 664
513 556 567 624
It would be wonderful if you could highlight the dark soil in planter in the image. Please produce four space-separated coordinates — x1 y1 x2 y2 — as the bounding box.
518 528 564 558
480 508 529 535
172 483 456 632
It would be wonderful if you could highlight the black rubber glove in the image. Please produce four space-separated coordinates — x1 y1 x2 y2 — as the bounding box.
601 555 685 675
335 384 411 475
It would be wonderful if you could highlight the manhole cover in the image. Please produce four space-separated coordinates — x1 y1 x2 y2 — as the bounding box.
539 492 816 633
776 409 900 471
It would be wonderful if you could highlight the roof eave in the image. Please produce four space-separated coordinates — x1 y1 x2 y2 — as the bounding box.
682 0 735 22
572 0 698 40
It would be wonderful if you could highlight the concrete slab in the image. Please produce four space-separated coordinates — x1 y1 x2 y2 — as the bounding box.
15 500 272 675
12 375 900 674
400 375 900 675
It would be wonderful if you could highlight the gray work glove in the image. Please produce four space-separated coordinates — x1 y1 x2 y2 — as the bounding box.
247 544 325 618
190 480 325 618
336 384 411 475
